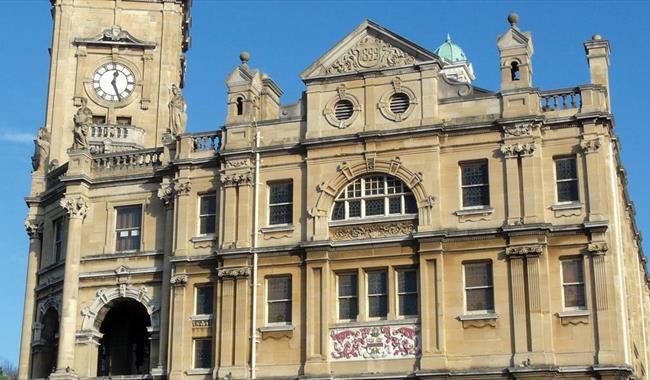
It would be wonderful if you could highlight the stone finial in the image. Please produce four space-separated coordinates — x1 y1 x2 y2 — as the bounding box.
592 34 603 41
507 13 519 27
239 51 250 65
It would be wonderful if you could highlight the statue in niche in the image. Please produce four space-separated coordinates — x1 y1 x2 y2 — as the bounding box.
72 98 92 150
168 84 186 137
31 127 50 172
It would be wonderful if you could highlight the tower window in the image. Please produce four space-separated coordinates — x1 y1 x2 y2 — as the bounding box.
389 93 410 114
510 61 520 81
236 97 244 115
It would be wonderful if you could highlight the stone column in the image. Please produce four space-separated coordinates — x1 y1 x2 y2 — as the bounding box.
506 246 530 364
304 249 331 376
581 136 605 221
17 219 43 380
51 195 89 379
154 180 176 376
588 242 618 364
168 274 188 379
501 144 523 225
520 147 543 224
172 178 192 256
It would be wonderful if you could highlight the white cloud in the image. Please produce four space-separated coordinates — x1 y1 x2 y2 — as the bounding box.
0 131 34 143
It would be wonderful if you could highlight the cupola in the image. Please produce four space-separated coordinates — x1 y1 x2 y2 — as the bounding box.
435 34 475 84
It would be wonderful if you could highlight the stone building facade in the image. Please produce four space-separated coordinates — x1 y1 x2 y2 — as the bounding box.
18 1 650 379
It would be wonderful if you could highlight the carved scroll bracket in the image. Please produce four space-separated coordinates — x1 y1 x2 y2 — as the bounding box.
60 196 89 219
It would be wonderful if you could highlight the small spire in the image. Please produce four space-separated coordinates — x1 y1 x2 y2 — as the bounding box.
446 33 451 42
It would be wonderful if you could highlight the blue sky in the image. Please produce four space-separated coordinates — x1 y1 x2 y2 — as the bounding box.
1 0 649 366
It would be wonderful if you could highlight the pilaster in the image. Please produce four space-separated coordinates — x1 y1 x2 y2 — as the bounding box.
304 249 331 376
580 133 606 221
172 177 192 256
168 273 188 379
418 238 447 369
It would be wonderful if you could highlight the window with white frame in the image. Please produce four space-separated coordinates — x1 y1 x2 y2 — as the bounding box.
195 284 214 315
367 270 388 318
464 261 494 313
337 272 358 321
268 181 293 225
561 258 586 309
267 276 292 324
331 175 417 221
199 195 216 235
397 269 418 317
193 338 212 369
461 161 490 208
115 205 142 252
53 218 64 263
555 157 579 203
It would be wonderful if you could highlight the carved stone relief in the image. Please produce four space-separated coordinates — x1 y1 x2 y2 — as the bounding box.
330 220 416 241
500 142 536 158
217 267 251 279
505 244 544 257
60 196 89 219
580 137 602 154
324 36 416 75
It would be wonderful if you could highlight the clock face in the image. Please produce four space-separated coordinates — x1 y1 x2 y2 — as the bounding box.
92 62 135 102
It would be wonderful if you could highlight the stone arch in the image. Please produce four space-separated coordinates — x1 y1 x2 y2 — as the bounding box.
311 156 435 239
33 295 61 343
80 284 159 333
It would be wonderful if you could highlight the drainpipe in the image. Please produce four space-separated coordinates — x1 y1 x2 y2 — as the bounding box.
251 125 260 379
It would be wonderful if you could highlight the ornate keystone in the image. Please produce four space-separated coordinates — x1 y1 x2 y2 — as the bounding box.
500 142 536 158
60 196 89 219
170 274 188 287
587 242 609 255
217 267 251 279
24 219 43 239
580 137 602 154
505 244 543 257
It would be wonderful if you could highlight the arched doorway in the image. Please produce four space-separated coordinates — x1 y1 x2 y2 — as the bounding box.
97 298 151 376
32 307 58 378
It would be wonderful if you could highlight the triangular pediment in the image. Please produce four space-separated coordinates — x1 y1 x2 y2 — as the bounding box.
497 27 533 52
74 25 156 49
301 20 441 81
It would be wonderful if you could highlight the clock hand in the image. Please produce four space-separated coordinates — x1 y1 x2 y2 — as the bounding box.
111 71 121 101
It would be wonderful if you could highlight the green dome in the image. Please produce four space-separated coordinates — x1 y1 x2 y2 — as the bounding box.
434 34 468 63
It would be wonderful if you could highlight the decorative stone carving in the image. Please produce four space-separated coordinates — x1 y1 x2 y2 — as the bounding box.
73 25 156 49
378 78 418 122
323 86 362 129
503 122 535 137
72 98 92 151
220 171 253 187
225 159 249 168
500 142 536 158
418 195 436 208
191 316 213 328
24 218 43 239
505 244 543 257
580 137 602 154
173 178 192 196
80 284 159 331
587 242 609 255
168 85 186 137
457 314 498 329
324 36 416 75
329 324 419 360
31 127 50 172
170 274 188 287
60 196 89 219
157 181 176 207
331 220 416 241
217 267 251 279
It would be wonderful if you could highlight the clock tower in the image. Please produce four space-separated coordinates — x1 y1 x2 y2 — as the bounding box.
40 0 190 169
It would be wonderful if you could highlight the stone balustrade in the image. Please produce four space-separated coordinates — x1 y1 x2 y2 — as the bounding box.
91 148 164 172
88 124 145 154
540 88 582 112
190 131 222 152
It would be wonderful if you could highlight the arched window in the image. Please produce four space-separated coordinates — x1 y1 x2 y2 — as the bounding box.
331 175 417 221
236 97 244 115
510 62 520 81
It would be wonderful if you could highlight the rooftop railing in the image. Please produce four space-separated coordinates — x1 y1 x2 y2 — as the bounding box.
540 88 582 112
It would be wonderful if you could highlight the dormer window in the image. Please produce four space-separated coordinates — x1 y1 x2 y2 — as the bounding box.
331 175 417 221
236 97 244 115
510 61 520 81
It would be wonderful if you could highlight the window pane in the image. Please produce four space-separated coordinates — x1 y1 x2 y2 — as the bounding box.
268 277 291 301
348 200 361 218
364 176 384 196
386 177 402 194
369 295 388 318
564 284 586 308
463 185 490 207
405 195 417 214
270 182 292 204
466 288 494 311
200 215 216 235
116 206 142 229
365 198 384 216
562 260 584 283
367 271 387 295
462 163 488 186
398 270 417 293
388 197 401 214
556 158 577 180
347 179 361 198
338 273 357 297
399 294 418 316
332 201 345 220
557 180 579 202
270 204 292 225
196 285 214 315
268 301 292 323
465 262 493 288
194 339 212 369
200 196 216 215
339 298 358 320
